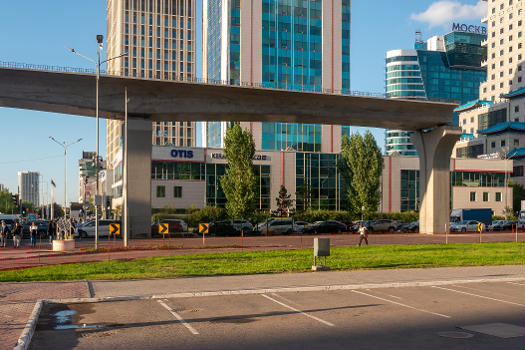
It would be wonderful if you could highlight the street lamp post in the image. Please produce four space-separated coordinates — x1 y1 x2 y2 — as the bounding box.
49 137 82 217
67 35 127 250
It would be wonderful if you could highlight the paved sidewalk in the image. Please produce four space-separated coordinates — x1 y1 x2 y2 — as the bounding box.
90 265 525 298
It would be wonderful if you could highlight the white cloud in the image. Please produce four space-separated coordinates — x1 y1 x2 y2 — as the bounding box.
410 1 487 28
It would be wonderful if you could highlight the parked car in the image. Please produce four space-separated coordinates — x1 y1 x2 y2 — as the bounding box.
230 220 253 233
77 220 121 238
151 219 188 236
208 221 240 236
369 219 401 232
293 221 310 233
450 220 481 232
303 220 347 234
349 220 372 233
488 220 505 231
22 220 49 238
257 219 294 235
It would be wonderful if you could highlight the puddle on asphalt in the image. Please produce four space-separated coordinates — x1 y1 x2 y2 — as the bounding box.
54 309 106 330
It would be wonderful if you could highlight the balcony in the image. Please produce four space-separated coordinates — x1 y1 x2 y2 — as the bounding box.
481 39 488 46
481 59 488 67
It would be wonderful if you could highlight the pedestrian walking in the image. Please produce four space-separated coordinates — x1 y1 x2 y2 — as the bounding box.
11 221 22 248
0 220 8 247
30 221 38 247
358 223 369 246
47 219 56 243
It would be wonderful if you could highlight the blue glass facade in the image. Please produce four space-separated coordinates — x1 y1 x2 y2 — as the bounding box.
385 31 487 156
205 0 348 153
261 122 321 152
207 122 222 148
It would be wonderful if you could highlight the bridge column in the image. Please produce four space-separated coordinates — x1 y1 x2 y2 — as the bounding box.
126 117 152 238
411 126 461 234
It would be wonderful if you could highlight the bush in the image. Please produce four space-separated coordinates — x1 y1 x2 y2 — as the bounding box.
187 206 227 227
368 211 419 223
294 210 353 223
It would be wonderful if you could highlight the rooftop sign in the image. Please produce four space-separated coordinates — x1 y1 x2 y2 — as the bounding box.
452 23 487 35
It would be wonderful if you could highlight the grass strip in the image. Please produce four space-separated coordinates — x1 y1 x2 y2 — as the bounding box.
1 242 523 282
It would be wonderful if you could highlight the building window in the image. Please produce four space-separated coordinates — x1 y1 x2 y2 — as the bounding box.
156 185 166 198
495 192 502 202
483 192 489 202
173 186 182 198
470 192 476 202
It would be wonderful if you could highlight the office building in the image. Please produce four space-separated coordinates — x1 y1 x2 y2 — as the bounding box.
201 0 351 151
385 29 487 156
455 0 525 159
106 0 197 209
18 171 39 206
380 156 513 216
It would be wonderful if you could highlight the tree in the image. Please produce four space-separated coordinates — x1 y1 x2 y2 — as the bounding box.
0 189 16 214
275 185 294 216
220 124 257 219
510 181 525 213
295 182 311 211
340 131 383 218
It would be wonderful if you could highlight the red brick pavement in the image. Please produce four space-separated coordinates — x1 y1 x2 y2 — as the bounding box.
0 281 89 350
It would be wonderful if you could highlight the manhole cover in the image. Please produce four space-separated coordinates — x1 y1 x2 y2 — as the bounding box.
437 331 474 339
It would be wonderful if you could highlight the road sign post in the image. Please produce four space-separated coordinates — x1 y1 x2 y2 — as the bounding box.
478 222 483 243
199 223 209 246
158 223 169 236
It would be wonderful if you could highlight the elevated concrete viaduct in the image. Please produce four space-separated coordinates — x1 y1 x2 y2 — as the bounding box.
0 68 460 235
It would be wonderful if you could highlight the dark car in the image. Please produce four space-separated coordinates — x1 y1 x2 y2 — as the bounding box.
399 221 419 233
22 220 49 238
208 221 240 236
303 220 347 234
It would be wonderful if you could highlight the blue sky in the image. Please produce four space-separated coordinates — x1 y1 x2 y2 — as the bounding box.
0 0 486 203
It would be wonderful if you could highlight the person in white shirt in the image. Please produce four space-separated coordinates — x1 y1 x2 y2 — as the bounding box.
358 224 368 246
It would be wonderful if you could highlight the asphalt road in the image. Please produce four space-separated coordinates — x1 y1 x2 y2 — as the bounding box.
30 280 525 350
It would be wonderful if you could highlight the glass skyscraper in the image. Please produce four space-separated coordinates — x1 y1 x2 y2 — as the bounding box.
202 0 351 151
385 30 486 156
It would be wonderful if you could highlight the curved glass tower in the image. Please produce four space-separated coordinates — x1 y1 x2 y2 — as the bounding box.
385 49 422 156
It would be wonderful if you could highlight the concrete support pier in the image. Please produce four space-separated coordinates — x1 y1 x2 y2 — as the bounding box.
126 118 152 238
411 126 462 234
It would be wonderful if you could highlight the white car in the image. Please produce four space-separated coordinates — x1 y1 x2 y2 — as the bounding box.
450 220 481 233
77 220 120 238
231 220 253 232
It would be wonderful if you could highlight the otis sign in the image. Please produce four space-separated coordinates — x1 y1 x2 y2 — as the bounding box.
170 149 194 159
452 23 487 35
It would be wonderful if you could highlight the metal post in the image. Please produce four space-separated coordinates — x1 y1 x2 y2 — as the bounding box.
64 147 67 217
95 48 100 250
123 86 128 247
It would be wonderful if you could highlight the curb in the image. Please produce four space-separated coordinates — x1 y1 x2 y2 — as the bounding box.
13 275 525 350
13 300 43 350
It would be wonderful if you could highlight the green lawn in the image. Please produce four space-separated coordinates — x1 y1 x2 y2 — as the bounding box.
1 242 523 282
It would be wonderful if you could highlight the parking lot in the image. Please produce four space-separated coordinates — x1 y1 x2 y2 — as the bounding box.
30 280 524 350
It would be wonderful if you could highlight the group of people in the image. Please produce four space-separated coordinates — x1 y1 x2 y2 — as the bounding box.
0 219 60 248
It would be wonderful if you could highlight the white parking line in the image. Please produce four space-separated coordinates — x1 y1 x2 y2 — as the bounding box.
261 294 335 327
157 299 200 335
352 290 451 319
432 286 525 307
365 288 403 300
506 281 525 287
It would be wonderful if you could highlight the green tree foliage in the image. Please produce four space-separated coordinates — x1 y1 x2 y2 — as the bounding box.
511 182 524 213
220 124 257 219
340 131 383 218
275 185 294 216
0 189 16 214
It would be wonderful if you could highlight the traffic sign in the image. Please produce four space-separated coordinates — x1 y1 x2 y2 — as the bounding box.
28 214 36 221
478 222 483 232
109 223 120 235
199 223 209 234
159 223 169 234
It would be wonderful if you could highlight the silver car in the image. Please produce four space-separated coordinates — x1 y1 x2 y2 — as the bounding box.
258 219 294 235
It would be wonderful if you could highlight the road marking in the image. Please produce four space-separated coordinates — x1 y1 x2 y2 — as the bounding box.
432 286 525 307
352 290 451 319
451 284 519 299
261 294 335 327
506 281 525 287
365 288 402 300
157 299 199 335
